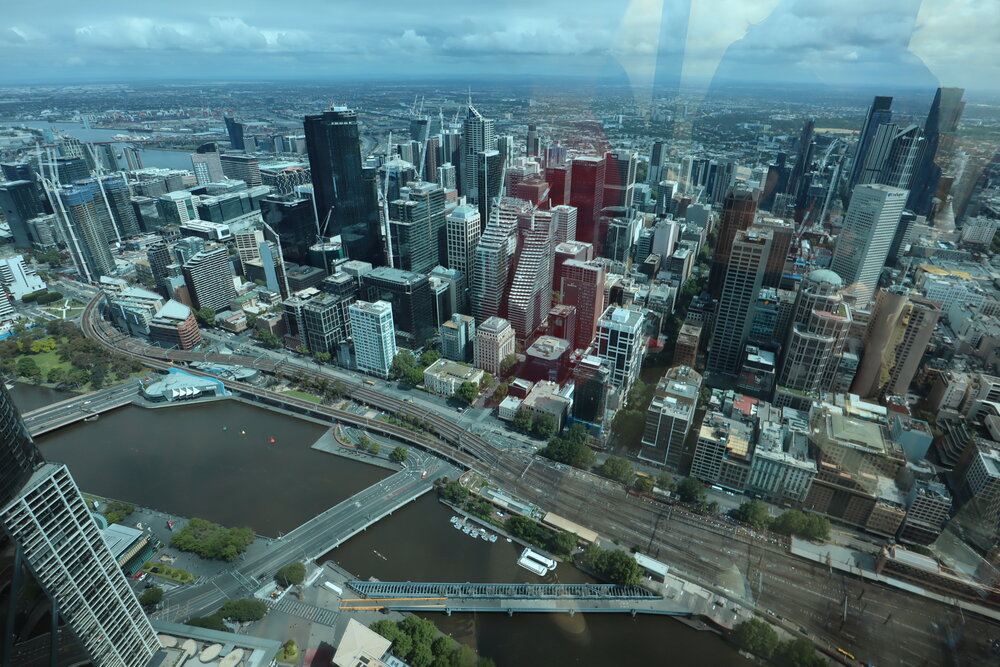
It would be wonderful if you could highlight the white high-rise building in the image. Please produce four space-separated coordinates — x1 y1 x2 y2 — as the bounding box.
474 316 515 376
595 306 646 394
831 183 908 304
445 203 481 287
550 204 577 243
460 104 496 206
350 300 397 378
471 198 528 324
181 244 237 312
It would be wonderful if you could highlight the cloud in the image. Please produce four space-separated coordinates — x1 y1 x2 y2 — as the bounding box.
73 16 319 53
384 29 430 53
440 22 611 57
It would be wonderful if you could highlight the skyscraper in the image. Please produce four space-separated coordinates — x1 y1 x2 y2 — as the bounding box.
707 228 772 376
648 141 667 186
349 300 397 379
551 204 577 244
707 188 758 299
595 306 645 394
908 87 965 218
471 198 528 324
445 203 481 297
507 213 554 341
57 183 116 282
602 151 636 209
460 104 496 207
181 244 237 312
569 156 606 253
560 259 606 351
474 149 504 225
851 287 941 399
830 183 907 303
0 180 40 248
545 164 571 207
361 267 435 344
224 116 246 150
191 144 225 185
848 96 894 190
98 174 141 238
640 365 702 469
388 181 446 274
787 118 815 202
304 107 384 266
0 384 159 667
526 124 540 157
776 269 852 398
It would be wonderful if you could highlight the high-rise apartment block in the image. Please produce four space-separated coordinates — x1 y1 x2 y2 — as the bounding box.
349 300 397 379
560 259 606 351
640 365 702 469
181 245 237 312
595 306 645 394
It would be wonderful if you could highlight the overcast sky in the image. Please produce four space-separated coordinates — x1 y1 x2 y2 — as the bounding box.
0 0 996 93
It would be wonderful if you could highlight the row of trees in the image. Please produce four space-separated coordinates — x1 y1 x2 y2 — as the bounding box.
186 598 268 631
370 617 495 667
505 515 577 557
582 545 643 587
732 618 825 666
21 289 64 304
732 501 830 541
170 518 256 561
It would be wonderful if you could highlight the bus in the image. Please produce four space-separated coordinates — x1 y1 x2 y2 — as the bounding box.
836 648 856 661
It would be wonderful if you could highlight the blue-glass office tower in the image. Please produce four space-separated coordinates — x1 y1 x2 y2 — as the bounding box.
0 180 41 248
224 116 246 150
304 108 384 267
848 96 893 190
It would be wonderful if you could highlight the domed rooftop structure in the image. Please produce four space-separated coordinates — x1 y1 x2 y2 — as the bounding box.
807 268 843 288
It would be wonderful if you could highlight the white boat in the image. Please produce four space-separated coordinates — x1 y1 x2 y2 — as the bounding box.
516 554 549 576
521 548 557 572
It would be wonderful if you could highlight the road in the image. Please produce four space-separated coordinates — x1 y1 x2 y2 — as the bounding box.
21 380 139 436
79 295 999 664
158 449 457 622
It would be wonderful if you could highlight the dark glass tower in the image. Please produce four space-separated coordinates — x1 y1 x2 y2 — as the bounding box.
848 96 893 189
0 384 41 509
304 108 384 267
224 116 246 150
708 188 759 299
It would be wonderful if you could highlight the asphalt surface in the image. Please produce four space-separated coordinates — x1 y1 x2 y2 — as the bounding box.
21 380 139 436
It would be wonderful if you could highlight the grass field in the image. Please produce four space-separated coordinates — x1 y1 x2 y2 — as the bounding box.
285 389 323 403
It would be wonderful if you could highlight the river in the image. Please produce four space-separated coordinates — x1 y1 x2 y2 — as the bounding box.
1 120 197 171
26 391 745 666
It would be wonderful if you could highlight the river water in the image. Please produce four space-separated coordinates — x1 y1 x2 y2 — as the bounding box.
26 391 745 666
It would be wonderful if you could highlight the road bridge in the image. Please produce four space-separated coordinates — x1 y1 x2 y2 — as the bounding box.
340 581 693 616
21 380 139 437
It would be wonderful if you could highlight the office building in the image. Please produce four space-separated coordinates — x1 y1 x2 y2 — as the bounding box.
707 229 772 376
673 321 702 368
707 188 758 299
181 245 237 312
508 213 554 341
361 267 434 344
908 87 965 218
300 292 343 355
440 313 476 362
545 163 571 206
595 306 645 394
0 385 159 666
690 411 754 491
776 269 852 399
148 299 202 350
460 104 497 209
474 316 515 376
648 140 667 186
848 96 894 189
260 195 317 267
471 198 526 323
423 358 484 397
747 416 816 504
220 154 261 187
224 116 246 150
550 204 577 244
852 287 941 399
830 184 907 304
571 354 614 426
98 174 140 238
445 202 481 292
0 255 45 299
640 365 702 469
900 480 952 545
57 183 116 282
569 156 606 254
0 180 41 248
560 259 606 351
304 107 383 266
389 181 446 274
158 191 196 226
602 151 636 209
190 144 224 185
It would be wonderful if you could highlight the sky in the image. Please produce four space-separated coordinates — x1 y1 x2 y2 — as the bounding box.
0 0 997 94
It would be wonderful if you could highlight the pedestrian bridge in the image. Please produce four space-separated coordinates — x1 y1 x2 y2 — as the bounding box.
340 581 694 616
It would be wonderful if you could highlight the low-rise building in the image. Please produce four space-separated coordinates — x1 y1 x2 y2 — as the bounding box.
474 316 515 376
690 411 754 492
498 395 522 422
521 380 572 430
148 299 202 350
422 358 484 397
746 410 816 504
900 480 952 545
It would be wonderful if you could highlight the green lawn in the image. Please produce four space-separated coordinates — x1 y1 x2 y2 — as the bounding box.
30 349 73 377
39 299 85 320
285 389 323 403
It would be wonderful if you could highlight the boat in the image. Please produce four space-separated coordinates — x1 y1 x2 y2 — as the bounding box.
83 414 99 422
516 553 549 576
373 550 388 561
520 548 557 573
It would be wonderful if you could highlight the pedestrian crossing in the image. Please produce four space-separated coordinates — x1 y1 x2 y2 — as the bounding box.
272 598 340 627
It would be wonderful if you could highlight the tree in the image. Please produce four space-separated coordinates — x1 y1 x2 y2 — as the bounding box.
453 381 479 405
390 446 409 463
583 546 642 586
598 456 634 484
634 476 654 493
440 481 469 504
531 413 557 439
419 349 440 367
194 307 216 327
733 500 771 531
314 351 331 363
254 330 280 349
512 409 533 433
218 598 267 622
540 435 596 469
773 638 825 667
138 586 164 606
277 639 299 662
170 518 255 561
494 381 509 402
46 367 66 385
369 442 381 455
275 561 306 586
295 344 309 355
15 356 41 383
656 472 674 491
675 477 706 504
402 366 424 385
499 353 518 376
186 615 227 631
391 350 418 379
732 618 779 659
